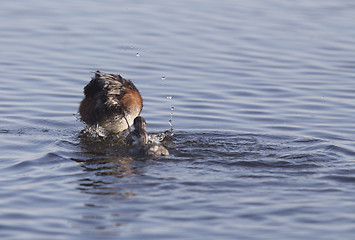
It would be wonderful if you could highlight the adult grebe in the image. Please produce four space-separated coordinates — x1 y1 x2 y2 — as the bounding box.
79 71 143 133
126 116 169 157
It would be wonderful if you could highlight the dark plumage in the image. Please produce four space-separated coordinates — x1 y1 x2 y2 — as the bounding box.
79 71 143 133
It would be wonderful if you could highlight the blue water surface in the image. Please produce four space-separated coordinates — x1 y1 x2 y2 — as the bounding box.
1 0 355 239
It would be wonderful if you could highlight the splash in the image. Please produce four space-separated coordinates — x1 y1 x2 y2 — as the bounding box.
80 125 108 139
166 95 174 136
148 131 170 144
169 106 174 134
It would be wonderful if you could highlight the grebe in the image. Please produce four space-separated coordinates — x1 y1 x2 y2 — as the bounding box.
79 71 143 133
126 116 169 157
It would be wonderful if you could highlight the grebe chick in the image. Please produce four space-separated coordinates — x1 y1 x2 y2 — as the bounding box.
79 71 143 133
126 116 169 157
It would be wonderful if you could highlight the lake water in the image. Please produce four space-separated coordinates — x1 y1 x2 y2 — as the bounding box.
1 0 355 239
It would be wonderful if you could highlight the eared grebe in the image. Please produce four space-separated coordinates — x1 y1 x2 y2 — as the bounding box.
79 71 143 133
126 116 169 157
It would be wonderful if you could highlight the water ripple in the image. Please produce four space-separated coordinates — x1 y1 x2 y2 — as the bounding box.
1 0 355 239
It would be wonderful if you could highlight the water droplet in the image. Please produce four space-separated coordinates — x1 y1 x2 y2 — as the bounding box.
168 105 174 132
